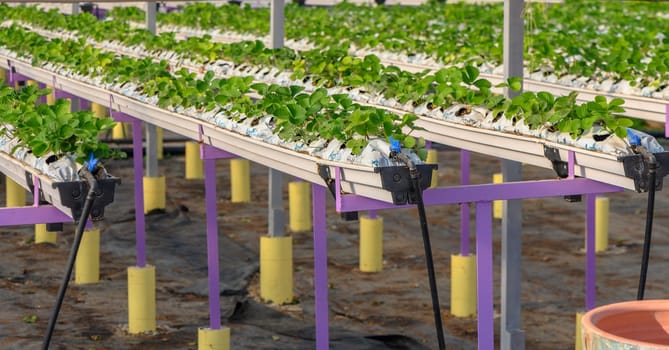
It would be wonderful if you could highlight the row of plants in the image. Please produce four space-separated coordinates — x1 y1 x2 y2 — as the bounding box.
0 25 428 161
1 20 631 154
102 1 669 91
0 80 117 166
4 10 636 142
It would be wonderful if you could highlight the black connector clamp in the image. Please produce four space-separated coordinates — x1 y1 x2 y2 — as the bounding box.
375 164 437 205
621 151 669 193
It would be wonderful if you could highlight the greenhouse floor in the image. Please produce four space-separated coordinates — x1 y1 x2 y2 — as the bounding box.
2 142 669 349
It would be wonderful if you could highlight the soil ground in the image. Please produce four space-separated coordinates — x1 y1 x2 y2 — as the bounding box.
2 140 669 350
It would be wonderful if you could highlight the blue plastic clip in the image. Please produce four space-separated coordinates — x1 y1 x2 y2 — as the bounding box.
389 136 401 154
627 128 641 146
86 153 99 172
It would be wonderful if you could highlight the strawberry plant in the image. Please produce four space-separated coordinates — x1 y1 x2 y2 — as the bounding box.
0 82 119 163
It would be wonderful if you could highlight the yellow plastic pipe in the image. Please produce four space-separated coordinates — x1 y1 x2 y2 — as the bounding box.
426 149 439 188
493 173 503 219
143 176 166 214
596 197 610 253
35 224 57 244
575 312 584 350
198 327 230 350
230 159 251 203
450 254 477 317
359 215 383 272
288 181 312 232
75 229 100 284
185 141 204 179
128 265 156 334
5 177 26 207
260 236 293 304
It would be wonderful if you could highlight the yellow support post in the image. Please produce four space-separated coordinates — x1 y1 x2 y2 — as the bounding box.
157 127 164 160
112 123 128 140
230 159 250 203
260 236 293 304
493 173 503 219
5 177 26 207
185 141 204 179
35 224 57 244
596 197 609 253
359 215 383 272
450 254 477 317
288 181 311 232
426 149 439 188
575 312 584 350
26 80 38 88
46 85 55 105
91 102 107 118
143 176 166 214
75 229 100 284
198 327 230 350
128 265 156 334
0 68 6 83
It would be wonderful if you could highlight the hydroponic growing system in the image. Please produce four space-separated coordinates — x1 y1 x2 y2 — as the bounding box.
1 1 669 349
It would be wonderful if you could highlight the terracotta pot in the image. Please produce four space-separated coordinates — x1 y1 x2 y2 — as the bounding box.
582 300 669 349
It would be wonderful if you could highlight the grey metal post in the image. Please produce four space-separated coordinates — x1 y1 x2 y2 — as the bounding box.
71 3 79 15
268 0 286 237
145 2 159 177
501 1 525 350
270 0 285 48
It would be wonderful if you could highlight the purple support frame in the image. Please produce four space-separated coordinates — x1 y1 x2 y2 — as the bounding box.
312 184 329 350
204 156 222 329
0 206 72 225
131 118 147 268
108 103 147 268
199 139 236 330
325 167 622 350
476 201 494 350
460 150 471 256
585 194 597 310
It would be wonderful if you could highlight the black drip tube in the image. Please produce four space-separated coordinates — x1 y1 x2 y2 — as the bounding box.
637 147 658 301
42 168 99 350
391 151 446 350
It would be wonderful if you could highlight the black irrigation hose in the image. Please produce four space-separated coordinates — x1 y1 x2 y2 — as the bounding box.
42 170 99 350
411 175 446 350
637 159 657 300
391 150 446 350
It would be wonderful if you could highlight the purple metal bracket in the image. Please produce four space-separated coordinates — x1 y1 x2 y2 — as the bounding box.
335 177 622 213
0 176 72 226
0 206 72 226
460 150 470 256
198 125 237 160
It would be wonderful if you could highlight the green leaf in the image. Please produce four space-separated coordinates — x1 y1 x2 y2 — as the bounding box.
402 136 416 148
462 66 480 84
28 139 49 156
